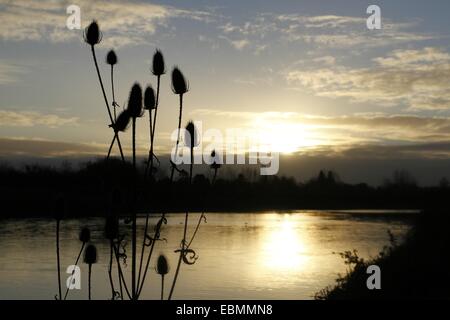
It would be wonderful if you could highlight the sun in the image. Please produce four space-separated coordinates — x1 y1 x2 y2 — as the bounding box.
251 119 319 154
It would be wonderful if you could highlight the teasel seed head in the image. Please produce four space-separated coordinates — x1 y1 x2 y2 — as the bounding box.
79 227 91 243
84 244 98 265
152 49 165 76
144 85 156 110
127 83 144 118
156 254 169 275
106 50 117 65
210 149 221 170
113 109 131 132
185 121 199 148
84 21 102 46
171 67 188 95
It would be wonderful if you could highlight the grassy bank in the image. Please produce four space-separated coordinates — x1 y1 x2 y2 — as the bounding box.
316 209 450 299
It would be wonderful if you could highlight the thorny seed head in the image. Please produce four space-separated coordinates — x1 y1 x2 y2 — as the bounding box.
106 50 118 65
84 244 98 265
171 67 188 95
127 83 144 118
144 85 156 110
185 121 199 149
210 149 221 170
156 254 169 275
84 21 102 46
113 109 131 132
152 50 165 76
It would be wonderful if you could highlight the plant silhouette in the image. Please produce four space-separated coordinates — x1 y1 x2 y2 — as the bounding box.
84 244 98 300
64 227 90 300
53 195 64 300
84 21 125 161
156 254 169 300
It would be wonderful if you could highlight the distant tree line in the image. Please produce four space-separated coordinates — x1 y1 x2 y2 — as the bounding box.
0 159 449 218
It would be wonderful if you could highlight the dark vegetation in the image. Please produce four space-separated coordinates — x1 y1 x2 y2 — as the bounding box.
1 159 449 218
315 208 450 299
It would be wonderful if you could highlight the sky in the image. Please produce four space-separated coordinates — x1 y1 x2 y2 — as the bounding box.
1 0 450 185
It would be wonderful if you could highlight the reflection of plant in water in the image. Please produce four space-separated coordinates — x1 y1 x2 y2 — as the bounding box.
53 20 218 300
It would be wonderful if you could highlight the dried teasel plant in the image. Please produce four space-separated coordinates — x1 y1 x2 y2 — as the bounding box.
84 21 125 161
84 244 98 300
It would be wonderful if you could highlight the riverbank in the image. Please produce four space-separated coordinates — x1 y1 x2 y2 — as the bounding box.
316 208 450 299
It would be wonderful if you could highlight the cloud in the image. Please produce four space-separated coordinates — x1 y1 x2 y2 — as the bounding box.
0 137 104 157
0 61 26 84
217 13 434 52
0 0 213 47
285 47 450 110
191 108 450 144
0 110 78 128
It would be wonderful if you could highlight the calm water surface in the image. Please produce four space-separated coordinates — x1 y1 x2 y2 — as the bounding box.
0 211 415 299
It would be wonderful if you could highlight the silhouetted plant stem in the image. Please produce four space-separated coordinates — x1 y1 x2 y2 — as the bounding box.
138 104 156 286
56 220 61 300
89 45 125 161
168 211 188 300
149 75 161 174
63 242 85 300
187 213 204 249
168 142 193 300
107 134 117 159
88 264 92 300
131 117 137 300
84 244 97 300
161 275 165 300
111 65 117 122
113 242 131 300
108 240 116 299
170 94 184 181
137 214 165 297
138 75 162 289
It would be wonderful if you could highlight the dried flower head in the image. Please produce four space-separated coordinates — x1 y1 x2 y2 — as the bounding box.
113 109 131 132
185 121 199 148
152 50 165 76
84 21 102 46
84 244 98 264
210 149 221 170
106 50 117 65
79 227 91 243
156 254 169 275
127 83 143 118
144 85 156 110
171 67 188 95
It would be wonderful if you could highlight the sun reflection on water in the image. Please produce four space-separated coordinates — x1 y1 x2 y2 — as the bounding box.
261 214 310 272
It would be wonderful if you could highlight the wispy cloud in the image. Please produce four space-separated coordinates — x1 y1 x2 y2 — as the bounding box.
217 13 434 52
191 108 450 144
286 47 450 111
0 137 103 157
0 110 78 128
0 61 26 84
0 0 214 47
